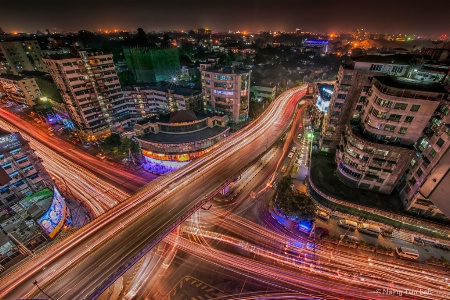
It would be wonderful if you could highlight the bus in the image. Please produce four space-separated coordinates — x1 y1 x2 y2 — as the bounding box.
358 223 381 237
395 247 419 260
337 219 358 231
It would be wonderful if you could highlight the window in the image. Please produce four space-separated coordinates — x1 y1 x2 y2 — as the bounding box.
416 168 423 177
429 149 437 158
399 127 408 134
362 86 370 92
370 64 383 71
337 93 347 99
410 105 420 112
436 138 445 148
358 96 366 103
384 125 396 132
394 102 408 110
405 116 414 123
389 114 402 122
343 74 352 80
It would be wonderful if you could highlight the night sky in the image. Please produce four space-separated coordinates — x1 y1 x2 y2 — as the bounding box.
2 0 449 36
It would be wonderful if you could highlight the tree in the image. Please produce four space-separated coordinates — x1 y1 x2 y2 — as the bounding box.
275 176 316 221
100 134 139 159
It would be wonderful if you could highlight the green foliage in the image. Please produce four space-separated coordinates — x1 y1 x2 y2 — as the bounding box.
101 134 139 158
276 176 316 221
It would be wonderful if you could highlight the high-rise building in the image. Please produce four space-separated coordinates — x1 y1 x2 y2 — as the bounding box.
337 76 446 194
201 67 251 123
321 55 415 152
320 54 450 218
399 100 450 220
43 51 132 138
0 41 48 75
123 47 181 83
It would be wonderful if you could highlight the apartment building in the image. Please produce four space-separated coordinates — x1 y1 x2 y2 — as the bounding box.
0 74 43 106
123 83 202 120
321 54 413 152
251 83 277 101
0 40 48 75
201 67 251 123
0 130 52 207
399 100 450 220
43 51 132 137
337 76 447 194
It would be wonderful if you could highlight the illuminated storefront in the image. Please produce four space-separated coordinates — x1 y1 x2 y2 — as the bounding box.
135 111 229 175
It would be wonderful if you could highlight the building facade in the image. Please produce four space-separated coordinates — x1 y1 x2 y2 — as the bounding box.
123 83 202 120
0 74 43 106
43 51 132 138
399 101 450 220
201 67 251 123
0 40 48 75
251 84 277 101
321 55 414 152
337 76 446 194
135 111 229 174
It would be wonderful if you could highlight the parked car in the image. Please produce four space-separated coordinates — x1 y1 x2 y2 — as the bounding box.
96 153 106 160
34 118 42 124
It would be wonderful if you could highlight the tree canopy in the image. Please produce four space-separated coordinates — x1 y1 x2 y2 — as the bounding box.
275 176 316 221
101 134 140 158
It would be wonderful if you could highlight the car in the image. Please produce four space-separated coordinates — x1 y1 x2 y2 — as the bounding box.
291 146 297 152
287 152 294 159
34 118 42 124
297 134 302 139
281 165 287 173
48 127 55 132
48 132 54 136
96 153 106 160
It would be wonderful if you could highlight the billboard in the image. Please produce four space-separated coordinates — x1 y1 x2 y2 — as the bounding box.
37 186 68 238
0 132 24 152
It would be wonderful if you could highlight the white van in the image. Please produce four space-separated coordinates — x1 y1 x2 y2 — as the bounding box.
287 152 294 159
338 219 358 231
358 223 381 236
396 247 419 260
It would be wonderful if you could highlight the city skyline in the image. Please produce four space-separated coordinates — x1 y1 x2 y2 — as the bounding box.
2 0 449 36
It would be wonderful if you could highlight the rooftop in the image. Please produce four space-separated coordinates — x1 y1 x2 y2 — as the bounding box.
352 54 430 65
43 53 78 60
123 83 201 97
168 110 197 123
374 76 449 94
202 66 250 75
138 126 228 144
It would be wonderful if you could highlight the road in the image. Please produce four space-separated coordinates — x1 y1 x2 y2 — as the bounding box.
0 87 307 299
0 108 156 195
